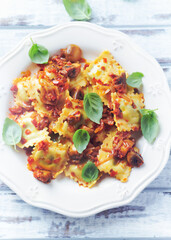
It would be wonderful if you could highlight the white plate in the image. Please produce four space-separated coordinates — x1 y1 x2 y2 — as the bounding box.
0 22 171 217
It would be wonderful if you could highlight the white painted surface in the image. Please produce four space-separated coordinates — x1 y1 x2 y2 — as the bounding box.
0 0 171 238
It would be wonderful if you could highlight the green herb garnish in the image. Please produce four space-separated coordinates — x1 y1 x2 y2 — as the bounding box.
2 118 22 149
83 92 103 124
82 161 99 182
139 109 159 144
63 0 92 20
73 129 90 153
126 72 144 88
29 39 49 64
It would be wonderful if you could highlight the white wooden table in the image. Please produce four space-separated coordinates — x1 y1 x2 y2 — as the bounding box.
0 0 171 239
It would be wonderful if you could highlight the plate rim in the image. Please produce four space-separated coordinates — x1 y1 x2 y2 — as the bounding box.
0 22 171 218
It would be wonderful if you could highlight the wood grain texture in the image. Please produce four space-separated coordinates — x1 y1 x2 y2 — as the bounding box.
0 0 171 238
0 189 171 238
0 0 171 27
0 27 171 64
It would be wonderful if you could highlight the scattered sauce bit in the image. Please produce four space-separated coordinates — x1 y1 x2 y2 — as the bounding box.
21 70 31 77
31 115 49 130
20 137 27 145
80 57 86 63
54 157 61 164
33 169 52 183
10 85 18 94
101 147 112 153
9 106 23 115
65 99 73 108
38 140 49 152
113 101 123 119
132 126 140 131
103 58 107 63
71 172 76 177
101 66 106 71
108 73 117 79
110 170 118 177
84 63 90 70
25 129 31 135
96 79 110 86
132 102 137 109
27 156 34 165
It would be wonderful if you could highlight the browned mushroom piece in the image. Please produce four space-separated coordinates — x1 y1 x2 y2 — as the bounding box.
33 169 52 183
68 144 83 164
110 72 127 94
65 63 81 78
70 87 84 100
66 110 82 125
62 44 82 62
127 150 144 167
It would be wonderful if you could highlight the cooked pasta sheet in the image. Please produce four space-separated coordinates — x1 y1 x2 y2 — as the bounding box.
64 162 100 188
8 45 144 186
97 129 132 182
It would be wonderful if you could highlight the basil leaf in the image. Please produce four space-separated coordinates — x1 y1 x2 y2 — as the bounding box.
84 93 103 124
126 72 144 88
139 109 159 143
63 0 92 20
29 40 49 64
73 129 90 153
82 161 99 182
2 118 22 147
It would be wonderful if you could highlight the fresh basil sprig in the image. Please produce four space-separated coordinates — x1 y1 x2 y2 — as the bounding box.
126 72 144 88
82 161 99 182
139 109 159 144
63 0 92 20
73 129 90 153
84 92 103 124
2 118 22 148
29 39 49 64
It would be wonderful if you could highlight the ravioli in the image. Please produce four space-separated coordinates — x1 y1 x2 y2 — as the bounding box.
84 50 127 84
64 162 100 188
97 130 132 182
29 139 70 180
16 112 50 148
49 97 88 139
69 69 88 89
84 50 128 107
111 91 145 131
27 76 69 119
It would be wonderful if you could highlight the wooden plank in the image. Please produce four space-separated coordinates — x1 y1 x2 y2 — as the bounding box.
0 0 171 27
0 190 171 238
0 27 171 65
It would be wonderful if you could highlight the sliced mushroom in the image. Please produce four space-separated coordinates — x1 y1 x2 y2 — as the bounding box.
66 110 82 125
127 150 144 167
70 87 84 100
110 72 127 93
65 63 81 78
62 44 82 62
68 144 83 164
